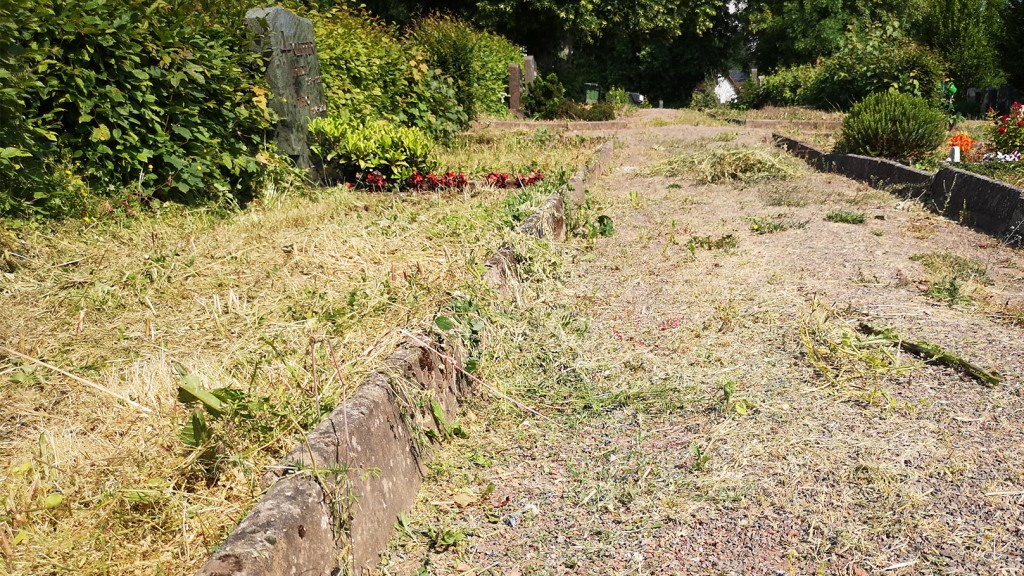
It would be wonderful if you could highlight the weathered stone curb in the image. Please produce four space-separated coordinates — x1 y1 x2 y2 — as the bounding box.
197 139 616 576
934 168 1024 241
484 139 616 293
773 133 1024 243
472 119 627 132
746 118 841 131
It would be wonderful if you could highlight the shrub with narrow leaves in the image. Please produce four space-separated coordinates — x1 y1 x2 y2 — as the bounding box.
835 92 947 164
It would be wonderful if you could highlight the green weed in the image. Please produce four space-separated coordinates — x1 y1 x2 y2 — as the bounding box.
825 209 866 224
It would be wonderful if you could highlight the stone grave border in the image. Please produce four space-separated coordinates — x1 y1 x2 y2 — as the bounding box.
773 133 1024 244
196 139 616 576
472 119 628 132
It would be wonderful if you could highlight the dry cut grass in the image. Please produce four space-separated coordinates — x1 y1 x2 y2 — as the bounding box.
0 130 598 575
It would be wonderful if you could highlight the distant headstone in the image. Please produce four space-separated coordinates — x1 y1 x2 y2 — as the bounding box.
628 92 645 107
508 64 523 117
245 7 326 170
983 87 998 113
523 55 537 84
966 87 980 103
997 84 1013 115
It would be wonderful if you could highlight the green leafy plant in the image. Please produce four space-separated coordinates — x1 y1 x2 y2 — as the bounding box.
177 375 331 478
0 0 277 218
808 19 946 110
524 73 568 120
311 7 468 141
406 15 522 119
835 91 947 164
310 116 435 185
750 216 790 234
826 209 866 224
741 65 819 108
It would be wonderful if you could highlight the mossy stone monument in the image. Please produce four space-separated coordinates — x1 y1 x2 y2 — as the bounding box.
245 7 327 170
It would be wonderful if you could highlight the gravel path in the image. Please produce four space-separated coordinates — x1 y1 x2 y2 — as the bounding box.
381 110 1024 576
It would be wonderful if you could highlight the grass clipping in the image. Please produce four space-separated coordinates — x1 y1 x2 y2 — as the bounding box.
648 146 803 184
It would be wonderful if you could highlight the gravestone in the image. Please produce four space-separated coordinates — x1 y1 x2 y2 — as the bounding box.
523 55 537 84
983 87 999 113
245 7 327 171
508 64 523 117
997 84 1014 115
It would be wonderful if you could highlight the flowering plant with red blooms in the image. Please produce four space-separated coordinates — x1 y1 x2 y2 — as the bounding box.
364 170 387 189
988 102 1024 155
405 170 468 191
485 171 545 188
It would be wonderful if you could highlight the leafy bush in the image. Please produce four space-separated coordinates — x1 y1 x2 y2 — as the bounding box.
309 116 435 186
406 15 523 118
808 20 946 110
524 73 568 120
311 8 468 141
989 102 1024 153
918 0 1005 89
743 65 820 108
606 87 630 106
689 76 722 110
835 92 947 163
0 0 275 218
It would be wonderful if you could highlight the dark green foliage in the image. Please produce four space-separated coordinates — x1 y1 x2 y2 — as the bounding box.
808 19 946 109
565 101 617 121
524 73 568 120
746 0 929 71
835 92 947 163
999 0 1024 88
406 15 523 118
918 0 1005 89
522 73 616 121
0 0 275 218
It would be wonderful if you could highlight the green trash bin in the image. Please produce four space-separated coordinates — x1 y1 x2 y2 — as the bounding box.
584 83 600 104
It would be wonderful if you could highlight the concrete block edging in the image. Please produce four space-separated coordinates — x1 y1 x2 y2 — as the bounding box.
196 139 616 576
772 133 1024 243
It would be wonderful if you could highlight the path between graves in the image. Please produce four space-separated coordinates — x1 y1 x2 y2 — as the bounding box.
381 111 1024 576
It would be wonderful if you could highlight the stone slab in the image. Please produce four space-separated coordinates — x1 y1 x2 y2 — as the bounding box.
246 7 327 170
197 335 465 576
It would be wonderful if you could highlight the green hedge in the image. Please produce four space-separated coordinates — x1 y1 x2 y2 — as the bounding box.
0 0 276 218
406 15 523 118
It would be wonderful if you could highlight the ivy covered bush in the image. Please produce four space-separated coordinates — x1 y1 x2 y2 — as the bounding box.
835 91 947 163
0 0 277 218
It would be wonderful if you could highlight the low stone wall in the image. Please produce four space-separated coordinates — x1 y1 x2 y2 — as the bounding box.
472 119 627 132
196 139 616 576
746 118 842 131
772 133 1024 244
934 168 1024 241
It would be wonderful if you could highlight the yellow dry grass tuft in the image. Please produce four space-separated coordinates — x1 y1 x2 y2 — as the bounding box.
0 131 598 575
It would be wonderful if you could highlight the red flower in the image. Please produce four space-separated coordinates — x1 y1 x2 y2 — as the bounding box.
1000 126 1008 133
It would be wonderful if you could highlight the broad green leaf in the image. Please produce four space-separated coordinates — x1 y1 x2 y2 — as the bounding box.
177 376 226 417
